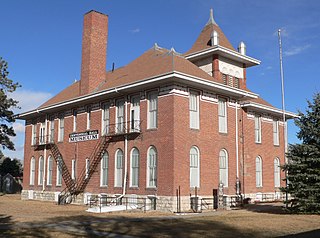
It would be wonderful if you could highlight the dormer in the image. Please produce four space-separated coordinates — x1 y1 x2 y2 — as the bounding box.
184 9 260 90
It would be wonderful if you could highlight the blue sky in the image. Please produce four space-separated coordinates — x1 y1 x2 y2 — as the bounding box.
1 0 319 161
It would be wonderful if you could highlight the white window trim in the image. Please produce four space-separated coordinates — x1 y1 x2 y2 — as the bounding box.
46 156 53 186
38 156 44 185
71 159 76 180
102 103 110 135
31 124 37 146
100 152 109 187
116 100 125 133
147 146 157 188
147 92 158 129
255 115 262 143
190 146 200 188
49 119 54 143
114 149 123 187
130 96 140 132
273 120 279 146
56 158 62 186
130 148 140 187
86 108 91 130
256 156 263 187
189 91 200 129
58 117 64 142
30 157 35 185
219 149 229 187
85 158 90 179
274 158 281 188
73 110 77 132
218 98 228 133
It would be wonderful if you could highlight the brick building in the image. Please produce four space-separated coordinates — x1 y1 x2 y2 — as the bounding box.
18 10 296 211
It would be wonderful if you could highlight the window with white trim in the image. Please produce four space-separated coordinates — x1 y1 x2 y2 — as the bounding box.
39 122 46 145
85 158 90 179
147 146 157 187
256 156 262 187
30 157 35 185
49 118 54 143
273 120 279 146
116 100 125 133
87 107 91 130
218 98 227 133
130 148 140 187
148 92 158 129
274 158 280 187
190 146 200 188
71 159 76 180
38 156 44 185
115 149 123 187
189 91 199 129
47 156 53 185
219 149 228 187
56 156 62 186
100 152 108 186
31 124 37 145
73 110 77 132
131 96 140 132
102 103 110 135
255 115 262 143
58 116 64 142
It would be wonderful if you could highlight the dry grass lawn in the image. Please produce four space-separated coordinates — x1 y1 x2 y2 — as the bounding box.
0 194 320 237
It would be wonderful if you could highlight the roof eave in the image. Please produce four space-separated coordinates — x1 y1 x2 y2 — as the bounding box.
16 71 258 120
241 102 298 119
185 45 261 67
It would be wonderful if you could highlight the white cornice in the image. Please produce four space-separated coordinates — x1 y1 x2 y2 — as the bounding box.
185 45 261 67
241 101 298 119
16 71 258 119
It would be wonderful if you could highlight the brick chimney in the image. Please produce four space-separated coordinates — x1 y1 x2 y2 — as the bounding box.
80 10 108 95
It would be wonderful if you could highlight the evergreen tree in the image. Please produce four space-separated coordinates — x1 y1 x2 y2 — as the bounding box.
0 157 23 177
282 93 320 214
0 57 20 152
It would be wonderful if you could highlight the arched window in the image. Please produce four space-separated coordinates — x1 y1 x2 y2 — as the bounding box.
130 148 140 187
47 156 53 185
101 152 109 186
115 149 123 187
147 146 157 187
219 149 228 187
256 156 263 187
274 158 280 187
38 156 44 185
190 146 200 188
56 156 62 186
30 157 35 185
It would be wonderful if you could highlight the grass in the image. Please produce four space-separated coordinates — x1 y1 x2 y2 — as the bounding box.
0 194 320 237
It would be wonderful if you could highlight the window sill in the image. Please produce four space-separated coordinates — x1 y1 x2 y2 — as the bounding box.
100 185 108 188
219 132 228 135
190 128 200 131
146 187 157 190
129 186 140 190
255 142 262 145
273 144 280 147
146 128 158 132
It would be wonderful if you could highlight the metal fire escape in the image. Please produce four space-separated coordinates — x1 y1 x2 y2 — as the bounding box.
33 120 141 204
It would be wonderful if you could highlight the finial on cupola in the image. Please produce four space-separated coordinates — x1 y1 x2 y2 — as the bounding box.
206 8 218 26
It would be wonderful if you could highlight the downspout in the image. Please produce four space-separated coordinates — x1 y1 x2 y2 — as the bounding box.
235 101 239 179
235 101 240 195
42 116 48 192
122 99 128 197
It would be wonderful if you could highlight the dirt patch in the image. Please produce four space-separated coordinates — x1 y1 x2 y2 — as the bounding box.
1 194 320 237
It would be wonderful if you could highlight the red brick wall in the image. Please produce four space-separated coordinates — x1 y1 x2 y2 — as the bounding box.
80 10 108 95
22 88 286 198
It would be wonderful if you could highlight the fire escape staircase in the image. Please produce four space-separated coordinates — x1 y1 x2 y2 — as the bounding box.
33 120 141 205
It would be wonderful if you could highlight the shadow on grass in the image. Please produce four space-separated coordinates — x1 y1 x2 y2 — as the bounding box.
242 202 288 215
278 229 320 238
1 214 267 238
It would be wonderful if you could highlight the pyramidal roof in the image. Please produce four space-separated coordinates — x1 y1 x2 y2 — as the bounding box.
185 9 235 55
39 45 218 109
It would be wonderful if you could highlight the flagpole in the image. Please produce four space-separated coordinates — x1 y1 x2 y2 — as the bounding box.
278 29 288 208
